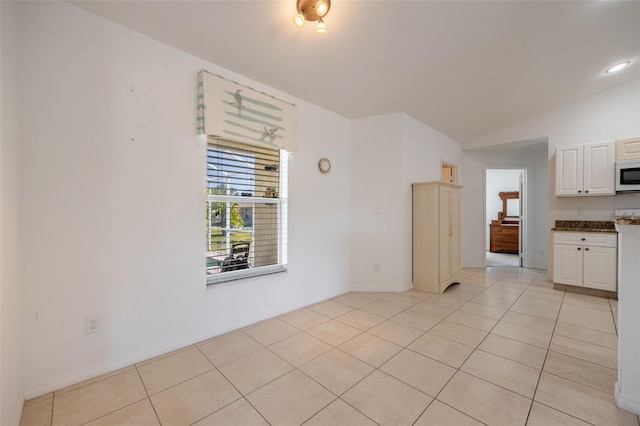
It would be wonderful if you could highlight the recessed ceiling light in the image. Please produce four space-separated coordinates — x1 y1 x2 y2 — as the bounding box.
605 61 631 74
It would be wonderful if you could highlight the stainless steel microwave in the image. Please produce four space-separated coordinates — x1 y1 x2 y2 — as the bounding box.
616 159 640 192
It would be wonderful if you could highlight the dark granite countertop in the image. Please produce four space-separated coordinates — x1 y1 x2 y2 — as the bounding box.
551 220 617 233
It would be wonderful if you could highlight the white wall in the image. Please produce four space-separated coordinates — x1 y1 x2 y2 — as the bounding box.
1 2 25 424
462 148 548 269
465 79 640 275
401 114 463 283
350 114 405 291
465 79 640 151
350 113 462 291
16 1 351 398
485 169 521 249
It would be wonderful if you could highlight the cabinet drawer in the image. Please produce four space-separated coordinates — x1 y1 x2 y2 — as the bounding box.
553 232 617 247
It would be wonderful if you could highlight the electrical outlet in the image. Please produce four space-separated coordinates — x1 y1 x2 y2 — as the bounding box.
374 263 380 273
86 316 99 334
374 205 381 216
577 207 584 216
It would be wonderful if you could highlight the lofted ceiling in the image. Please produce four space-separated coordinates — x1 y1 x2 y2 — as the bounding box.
69 0 640 143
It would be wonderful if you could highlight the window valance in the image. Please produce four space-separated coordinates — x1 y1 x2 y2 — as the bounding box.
197 70 297 152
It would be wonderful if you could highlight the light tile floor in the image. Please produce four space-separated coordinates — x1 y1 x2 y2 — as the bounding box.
21 268 640 426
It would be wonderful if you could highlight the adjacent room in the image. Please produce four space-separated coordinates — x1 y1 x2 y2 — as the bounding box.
2 1 639 425
485 168 524 268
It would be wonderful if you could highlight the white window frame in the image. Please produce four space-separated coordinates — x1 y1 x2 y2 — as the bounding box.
206 139 288 285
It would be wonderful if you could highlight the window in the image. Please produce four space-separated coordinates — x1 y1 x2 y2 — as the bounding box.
206 137 288 284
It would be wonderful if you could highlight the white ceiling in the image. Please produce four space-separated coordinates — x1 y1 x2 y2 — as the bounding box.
70 0 640 143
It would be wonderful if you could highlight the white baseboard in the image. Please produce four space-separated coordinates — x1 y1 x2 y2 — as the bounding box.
22 323 231 399
11 388 25 426
615 381 640 415
349 282 413 293
21 292 346 400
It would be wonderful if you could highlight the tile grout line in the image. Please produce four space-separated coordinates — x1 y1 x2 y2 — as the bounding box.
345 270 533 423
184 345 255 425
523 281 569 425
225 274 616 425
235 325 379 426
537 288 621 397
76 398 150 426
419 272 535 424
26 268 624 426
51 366 136 398
132 363 162 426
531 400 598 426
285 320 385 425
193 336 283 425
408 267 510 425
200 339 273 424
488 272 556 424
546 339 617 368
52 367 157 426
49 394 55 426
294 304 420 425
517 278 548 423
298 290 450 426
413 270 541 425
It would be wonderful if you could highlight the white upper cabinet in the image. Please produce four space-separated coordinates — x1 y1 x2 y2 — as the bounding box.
583 141 615 195
556 145 583 196
616 137 640 161
555 140 615 197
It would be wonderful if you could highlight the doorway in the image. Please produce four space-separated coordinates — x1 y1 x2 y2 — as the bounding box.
485 168 526 267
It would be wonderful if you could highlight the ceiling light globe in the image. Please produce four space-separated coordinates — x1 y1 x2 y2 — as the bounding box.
605 61 630 74
293 13 305 28
316 0 328 17
316 19 326 34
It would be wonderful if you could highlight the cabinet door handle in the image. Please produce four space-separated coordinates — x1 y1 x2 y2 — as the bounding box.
585 247 590 251
581 238 586 241
577 247 582 251
585 190 589 193
578 190 582 193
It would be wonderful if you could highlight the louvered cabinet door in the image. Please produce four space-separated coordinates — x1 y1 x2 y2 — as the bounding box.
439 186 452 282
449 188 461 278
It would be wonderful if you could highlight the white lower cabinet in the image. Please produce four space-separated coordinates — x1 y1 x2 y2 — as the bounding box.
553 243 583 286
583 246 617 290
552 232 617 291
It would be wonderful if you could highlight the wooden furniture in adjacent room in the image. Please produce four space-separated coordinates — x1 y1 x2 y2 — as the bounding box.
489 191 519 254
412 181 462 294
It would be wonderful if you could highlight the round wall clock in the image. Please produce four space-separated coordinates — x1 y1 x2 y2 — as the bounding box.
318 157 331 174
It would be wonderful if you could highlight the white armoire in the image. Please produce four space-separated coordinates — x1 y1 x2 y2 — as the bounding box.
412 181 462 293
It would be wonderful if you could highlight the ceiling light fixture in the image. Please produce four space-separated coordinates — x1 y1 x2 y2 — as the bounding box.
293 0 331 34
605 61 631 74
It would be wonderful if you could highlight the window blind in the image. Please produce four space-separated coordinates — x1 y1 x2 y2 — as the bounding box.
206 136 287 283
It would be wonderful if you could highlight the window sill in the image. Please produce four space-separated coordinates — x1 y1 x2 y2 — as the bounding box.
207 264 287 285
